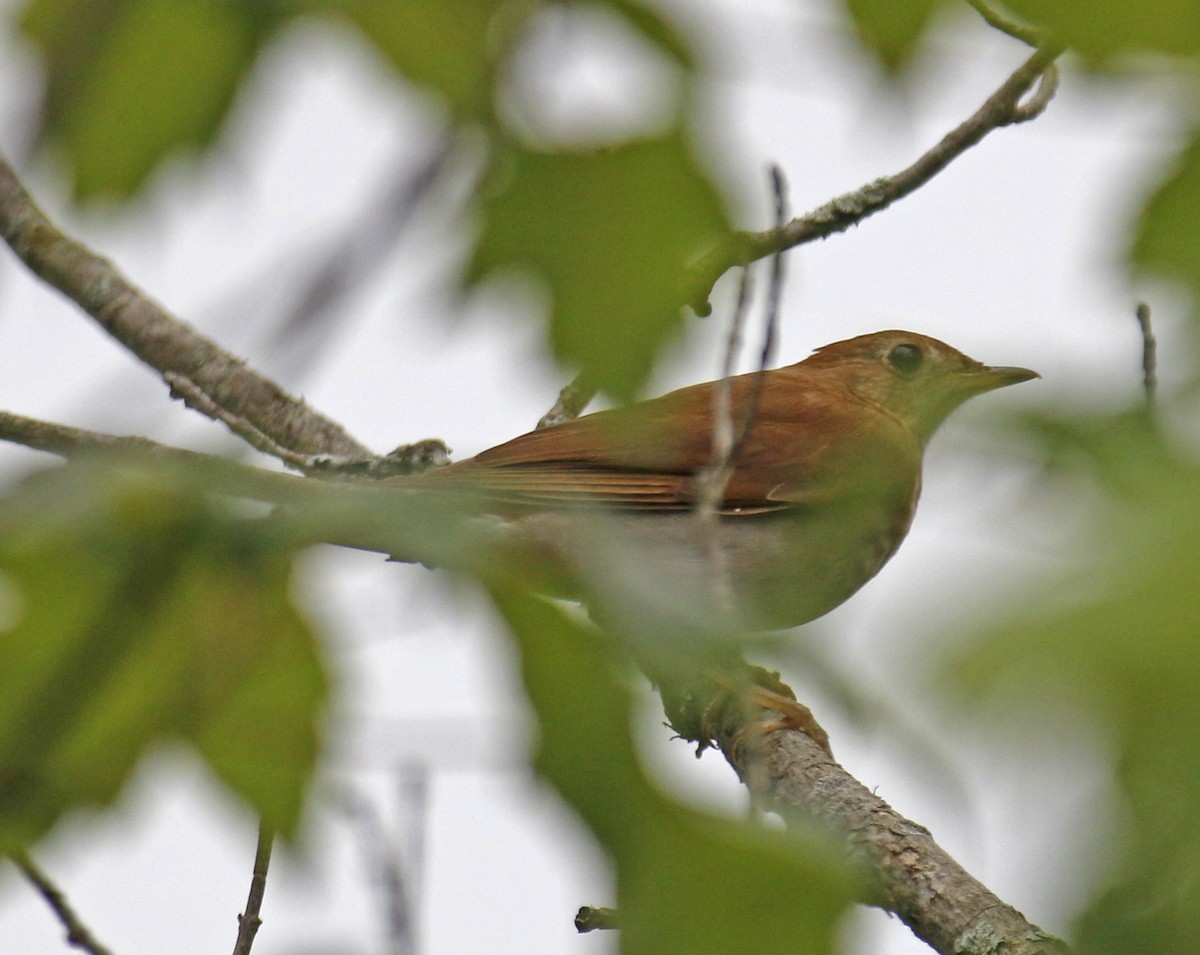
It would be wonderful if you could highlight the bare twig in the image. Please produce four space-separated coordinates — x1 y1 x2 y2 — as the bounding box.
0 408 321 504
690 168 789 616
1010 62 1060 123
538 372 596 429
0 408 482 563
964 0 1045 47
690 44 1065 302
231 823 274 955
259 129 458 380
11 851 115 955
696 263 754 518
575 906 619 932
691 262 754 613
337 775 426 955
728 165 787 466
696 166 789 512
0 152 372 467
1135 302 1157 408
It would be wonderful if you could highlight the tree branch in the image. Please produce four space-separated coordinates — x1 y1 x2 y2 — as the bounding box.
964 0 1045 48
11 851 116 955
231 823 274 955
717 723 1068 955
0 408 473 561
0 152 372 468
1135 302 1157 408
689 44 1064 306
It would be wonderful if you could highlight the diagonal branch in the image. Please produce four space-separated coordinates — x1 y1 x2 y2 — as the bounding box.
231 823 274 955
964 0 1045 48
684 706 1070 955
689 44 1064 307
0 153 372 468
11 851 116 955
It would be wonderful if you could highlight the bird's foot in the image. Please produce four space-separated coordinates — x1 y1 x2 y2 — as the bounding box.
744 685 832 757
705 667 833 759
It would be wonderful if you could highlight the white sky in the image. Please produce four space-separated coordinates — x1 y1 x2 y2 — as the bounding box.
0 1 1186 953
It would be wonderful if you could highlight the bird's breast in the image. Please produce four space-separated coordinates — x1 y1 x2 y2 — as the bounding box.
510 476 920 631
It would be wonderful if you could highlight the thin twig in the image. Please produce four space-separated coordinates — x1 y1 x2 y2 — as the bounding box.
963 0 1046 47
698 263 754 515
728 165 787 466
691 168 788 617
232 823 274 955
336 778 425 955
1135 302 1157 407
161 371 336 471
0 408 322 503
1010 62 1060 123
575 906 620 932
0 152 373 466
690 44 1065 301
692 262 754 613
259 129 458 380
161 371 452 477
11 851 115 955
538 372 596 429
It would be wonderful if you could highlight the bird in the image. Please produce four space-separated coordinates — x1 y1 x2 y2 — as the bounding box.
395 330 1037 633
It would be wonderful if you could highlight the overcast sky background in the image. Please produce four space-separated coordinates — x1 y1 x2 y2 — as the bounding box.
0 1 1188 953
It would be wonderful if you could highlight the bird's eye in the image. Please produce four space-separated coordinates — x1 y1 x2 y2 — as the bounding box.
886 343 923 376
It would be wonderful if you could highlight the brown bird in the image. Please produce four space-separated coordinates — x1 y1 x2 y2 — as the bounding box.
399 330 1037 631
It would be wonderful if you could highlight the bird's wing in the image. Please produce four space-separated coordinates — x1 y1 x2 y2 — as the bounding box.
406 368 904 512
415 388 714 510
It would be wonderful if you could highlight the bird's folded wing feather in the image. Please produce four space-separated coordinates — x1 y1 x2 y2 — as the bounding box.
405 370 901 512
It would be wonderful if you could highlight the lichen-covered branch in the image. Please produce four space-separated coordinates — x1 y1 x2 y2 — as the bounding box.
0 153 371 467
715 716 1068 955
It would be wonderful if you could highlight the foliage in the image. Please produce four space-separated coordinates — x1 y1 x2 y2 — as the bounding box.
495 588 854 955
950 414 1200 954
0 462 326 850
6 0 1200 953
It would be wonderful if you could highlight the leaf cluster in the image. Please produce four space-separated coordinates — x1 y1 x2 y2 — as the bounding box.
8 1 1200 954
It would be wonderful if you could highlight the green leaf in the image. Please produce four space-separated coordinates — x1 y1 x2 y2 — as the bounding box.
20 0 277 200
839 0 951 72
602 0 695 69
946 414 1200 955
338 0 694 118
491 588 854 955
0 464 327 850
334 0 514 119
467 133 731 400
1004 0 1200 60
1131 129 1200 311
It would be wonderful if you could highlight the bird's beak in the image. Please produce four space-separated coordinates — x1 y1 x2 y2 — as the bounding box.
968 364 1040 393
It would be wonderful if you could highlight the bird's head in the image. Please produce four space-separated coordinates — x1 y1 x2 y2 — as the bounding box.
804 330 1038 444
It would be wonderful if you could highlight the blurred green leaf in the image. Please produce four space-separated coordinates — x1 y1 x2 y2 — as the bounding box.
0 463 326 850
467 133 731 400
491 588 854 955
334 0 514 119
1004 0 1200 60
947 413 1200 955
1131 129 1200 307
310 0 695 119
20 0 277 199
839 0 951 72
